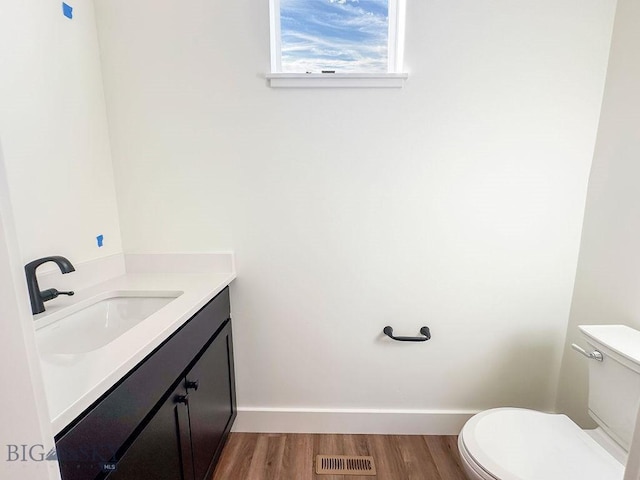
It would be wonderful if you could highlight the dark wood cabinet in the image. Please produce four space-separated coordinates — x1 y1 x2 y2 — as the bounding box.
55 287 236 480
107 382 192 480
186 323 235 480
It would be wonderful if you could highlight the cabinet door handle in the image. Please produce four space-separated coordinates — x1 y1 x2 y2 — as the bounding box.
175 394 189 405
185 379 199 391
383 326 431 342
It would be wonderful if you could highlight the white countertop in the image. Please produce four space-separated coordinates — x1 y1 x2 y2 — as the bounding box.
36 270 235 434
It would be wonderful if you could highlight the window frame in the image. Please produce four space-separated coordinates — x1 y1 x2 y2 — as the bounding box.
267 0 408 88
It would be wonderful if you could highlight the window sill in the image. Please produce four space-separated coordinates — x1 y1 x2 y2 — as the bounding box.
266 73 409 89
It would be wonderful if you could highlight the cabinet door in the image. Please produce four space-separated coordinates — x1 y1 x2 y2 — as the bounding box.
107 383 194 480
186 320 236 480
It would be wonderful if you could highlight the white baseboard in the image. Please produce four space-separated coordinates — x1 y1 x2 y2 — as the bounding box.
232 408 478 435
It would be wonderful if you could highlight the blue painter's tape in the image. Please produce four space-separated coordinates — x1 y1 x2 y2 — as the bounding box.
96 235 104 248
62 2 73 19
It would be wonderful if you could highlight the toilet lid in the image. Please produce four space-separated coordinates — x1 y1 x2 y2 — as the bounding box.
460 408 624 480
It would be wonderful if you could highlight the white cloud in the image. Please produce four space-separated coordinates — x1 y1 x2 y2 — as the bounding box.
279 0 389 73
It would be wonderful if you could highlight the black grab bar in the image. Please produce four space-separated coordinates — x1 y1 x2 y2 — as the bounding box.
383 326 431 342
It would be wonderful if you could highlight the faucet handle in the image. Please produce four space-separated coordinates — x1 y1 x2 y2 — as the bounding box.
40 288 75 302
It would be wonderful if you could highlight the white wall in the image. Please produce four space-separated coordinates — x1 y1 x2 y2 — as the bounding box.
0 0 122 266
95 0 616 429
0 0 121 476
0 147 60 480
556 0 640 427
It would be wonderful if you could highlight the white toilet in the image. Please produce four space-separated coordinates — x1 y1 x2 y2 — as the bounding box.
458 324 640 480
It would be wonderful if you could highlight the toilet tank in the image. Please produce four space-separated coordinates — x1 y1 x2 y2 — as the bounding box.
579 325 640 451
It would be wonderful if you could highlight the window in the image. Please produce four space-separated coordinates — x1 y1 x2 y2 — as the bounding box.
267 0 407 87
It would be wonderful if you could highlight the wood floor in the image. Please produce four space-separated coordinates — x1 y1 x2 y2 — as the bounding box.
211 433 468 480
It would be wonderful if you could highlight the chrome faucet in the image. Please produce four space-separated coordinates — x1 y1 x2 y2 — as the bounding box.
24 256 75 315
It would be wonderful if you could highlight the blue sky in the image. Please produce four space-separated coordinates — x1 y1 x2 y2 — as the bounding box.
279 0 389 73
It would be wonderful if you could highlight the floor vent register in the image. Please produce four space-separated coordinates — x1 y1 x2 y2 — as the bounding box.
316 455 377 476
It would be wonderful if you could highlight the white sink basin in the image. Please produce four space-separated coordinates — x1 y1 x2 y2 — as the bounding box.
35 291 182 355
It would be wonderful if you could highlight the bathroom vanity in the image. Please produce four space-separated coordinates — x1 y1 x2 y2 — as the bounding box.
33 254 237 480
54 287 235 480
